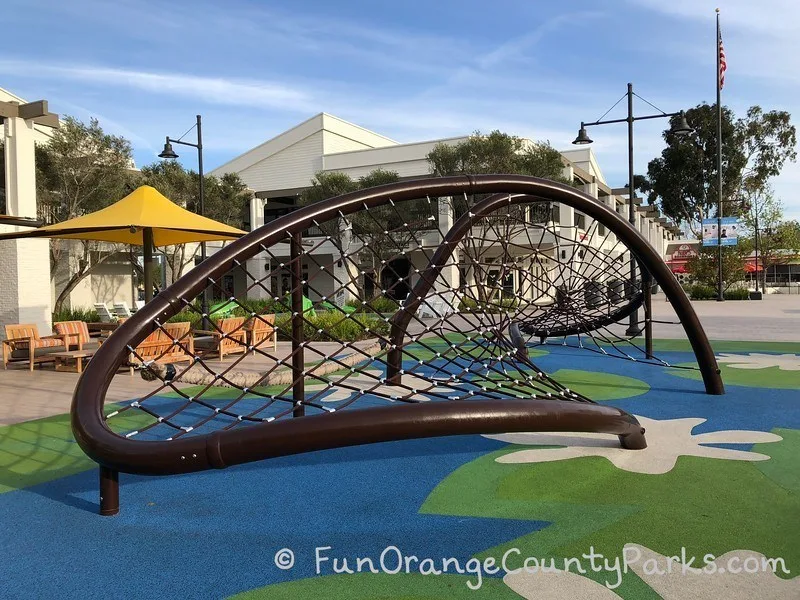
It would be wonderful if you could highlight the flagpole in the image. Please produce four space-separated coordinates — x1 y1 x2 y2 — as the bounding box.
716 8 724 301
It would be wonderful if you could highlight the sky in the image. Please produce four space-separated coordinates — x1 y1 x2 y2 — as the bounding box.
3 0 799 218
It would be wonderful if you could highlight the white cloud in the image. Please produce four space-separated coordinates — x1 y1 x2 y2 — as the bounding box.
0 61 314 112
5 1 796 219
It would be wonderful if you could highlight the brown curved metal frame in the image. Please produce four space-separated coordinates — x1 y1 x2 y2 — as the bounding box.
71 175 721 515
386 188 723 396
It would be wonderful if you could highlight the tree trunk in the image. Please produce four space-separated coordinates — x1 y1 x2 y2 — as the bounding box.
53 243 120 314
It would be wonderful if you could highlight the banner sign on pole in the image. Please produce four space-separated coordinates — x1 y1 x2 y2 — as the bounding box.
702 217 739 246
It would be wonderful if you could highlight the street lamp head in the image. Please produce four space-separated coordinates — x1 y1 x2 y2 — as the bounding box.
572 125 593 145
158 139 179 159
671 111 693 137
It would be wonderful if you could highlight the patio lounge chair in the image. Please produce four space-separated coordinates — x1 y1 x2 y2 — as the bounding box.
194 317 248 362
94 303 116 323
418 290 460 319
126 321 194 376
244 314 277 352
113 302 133 319
2 324 68 371
53 320 99 351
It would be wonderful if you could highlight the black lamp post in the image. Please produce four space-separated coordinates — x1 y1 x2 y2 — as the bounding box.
159 114 209 323
574 83 691 355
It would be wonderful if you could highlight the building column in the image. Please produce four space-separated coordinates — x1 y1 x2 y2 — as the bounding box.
245 197 268 300
436 197 458 293
335 221 360 304
0 115 52 337
555 202 576 289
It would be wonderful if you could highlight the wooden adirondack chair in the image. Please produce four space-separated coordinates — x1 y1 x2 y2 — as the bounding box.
244 314 277 352
194 317 248 362
2 324 68 371
126 322 194 376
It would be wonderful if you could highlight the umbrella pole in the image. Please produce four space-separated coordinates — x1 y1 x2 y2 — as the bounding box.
143 227 154 303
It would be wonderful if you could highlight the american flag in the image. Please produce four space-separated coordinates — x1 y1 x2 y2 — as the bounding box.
718 30 727 90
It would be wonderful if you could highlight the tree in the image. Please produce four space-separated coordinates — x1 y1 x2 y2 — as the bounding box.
754 222 800 290
204 172 251 230
350 170 417 297
300 169 412 299
138 161 251 285
298 171 358 237
646 104 796 235
686 246 748 292
427 131 568 304
299 171 358 205
35 116 134 313
739 106 797 196
737 189 800 290
427 130 567 182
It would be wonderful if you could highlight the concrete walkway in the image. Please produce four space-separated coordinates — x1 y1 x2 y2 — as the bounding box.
0 339 376 425
0 294 797 425
650 292 800 341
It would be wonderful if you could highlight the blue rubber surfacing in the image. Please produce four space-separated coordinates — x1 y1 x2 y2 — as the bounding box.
0 343 797 598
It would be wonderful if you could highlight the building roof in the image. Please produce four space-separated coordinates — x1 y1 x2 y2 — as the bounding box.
209 112 398 176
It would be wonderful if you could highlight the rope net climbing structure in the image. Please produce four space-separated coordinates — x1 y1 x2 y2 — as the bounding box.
72 175 722 514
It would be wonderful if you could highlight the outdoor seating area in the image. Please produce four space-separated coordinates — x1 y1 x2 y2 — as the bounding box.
1 310 280 376
1 324 68 371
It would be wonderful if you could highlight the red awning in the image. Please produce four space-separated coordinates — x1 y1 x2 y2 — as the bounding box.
744 262 764 273
665 259 688 274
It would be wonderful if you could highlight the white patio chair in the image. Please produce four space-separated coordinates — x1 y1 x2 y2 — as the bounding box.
113 302 132 319
418 290 459 319
94 303 116 323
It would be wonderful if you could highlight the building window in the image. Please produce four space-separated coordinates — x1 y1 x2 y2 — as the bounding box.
574 212 586 230
487 270 515 298
528 203 552 224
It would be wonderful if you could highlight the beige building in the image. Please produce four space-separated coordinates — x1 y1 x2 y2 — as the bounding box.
0 87 55 336
1 87 138 339
210 113 680 301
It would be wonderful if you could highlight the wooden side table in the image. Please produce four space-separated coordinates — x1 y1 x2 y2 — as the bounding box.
52 350 95 374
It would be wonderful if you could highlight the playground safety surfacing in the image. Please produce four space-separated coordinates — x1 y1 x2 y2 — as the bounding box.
0 339 798 599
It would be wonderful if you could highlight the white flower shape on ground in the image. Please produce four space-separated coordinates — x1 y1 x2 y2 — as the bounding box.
305 370 461 403
624 544 800 599
505 566 623 599
717 353 800 371
503 544 799 599
485 416 782 474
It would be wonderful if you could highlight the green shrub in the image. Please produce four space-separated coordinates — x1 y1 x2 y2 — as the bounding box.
723 288 750 301
353 295 399 314
688 284 749 301
230 297 288 317
52 307 99 324
688 284 716 300
343 295 400 314
275 311 389 342
166 310 207 328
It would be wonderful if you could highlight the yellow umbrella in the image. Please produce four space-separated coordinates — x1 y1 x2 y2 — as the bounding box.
0 185 246 301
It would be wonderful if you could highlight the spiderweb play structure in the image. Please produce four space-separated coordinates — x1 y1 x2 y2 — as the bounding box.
72 175 723 515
